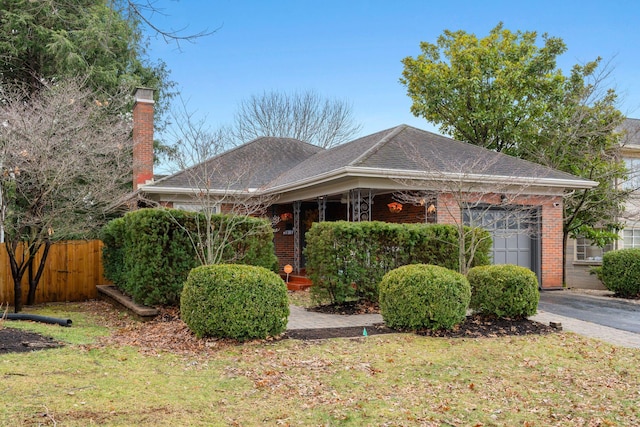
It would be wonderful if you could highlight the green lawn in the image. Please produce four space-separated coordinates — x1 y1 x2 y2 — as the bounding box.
1 301 638 426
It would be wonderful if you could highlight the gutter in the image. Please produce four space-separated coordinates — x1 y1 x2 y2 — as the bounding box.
264 166 599 195
141 167 598 198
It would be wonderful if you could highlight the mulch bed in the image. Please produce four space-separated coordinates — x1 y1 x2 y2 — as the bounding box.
0 328 63 354
285 323 394 340
301 300 555 339
308 299 380 315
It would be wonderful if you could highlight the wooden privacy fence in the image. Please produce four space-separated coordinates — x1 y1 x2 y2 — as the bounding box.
0 240 106 306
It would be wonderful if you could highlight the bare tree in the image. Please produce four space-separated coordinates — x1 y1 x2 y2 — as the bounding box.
394 143 555 276
0 78 133 312
231 90 362 148
161 101 277 266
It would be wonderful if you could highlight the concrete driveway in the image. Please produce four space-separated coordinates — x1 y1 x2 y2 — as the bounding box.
534 290 640 348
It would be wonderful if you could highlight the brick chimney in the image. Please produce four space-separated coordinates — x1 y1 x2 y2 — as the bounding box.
132 87 154 190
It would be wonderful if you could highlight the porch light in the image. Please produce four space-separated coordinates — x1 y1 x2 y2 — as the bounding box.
280 212 293 221
387 202 403 213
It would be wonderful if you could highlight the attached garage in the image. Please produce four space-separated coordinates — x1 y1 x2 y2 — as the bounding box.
464 207 541 283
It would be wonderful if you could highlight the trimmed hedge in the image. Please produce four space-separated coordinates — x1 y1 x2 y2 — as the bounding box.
468 264 539 318
601 249 640 297
101 208 277 306
379 264 471 330
304 221 490 304
180 264 289 340
101 217 126 290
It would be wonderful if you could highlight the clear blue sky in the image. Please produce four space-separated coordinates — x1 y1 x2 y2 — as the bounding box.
145 0 640 140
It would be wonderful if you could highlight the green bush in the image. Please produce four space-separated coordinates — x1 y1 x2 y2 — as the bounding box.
121 208 197 306
601 249 640 297
180 264 289 340
378 264 471 330
304 221 490 304
100 208 278 306
468 264 539 318
101 217 126 288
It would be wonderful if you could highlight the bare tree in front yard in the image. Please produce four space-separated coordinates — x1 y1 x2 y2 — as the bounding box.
395 142 552 275
0 79 133 312
162 101 277 266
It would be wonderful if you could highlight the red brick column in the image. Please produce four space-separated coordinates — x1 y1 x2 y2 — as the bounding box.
133 88 154 190
435 193 461 226
539 196 564 289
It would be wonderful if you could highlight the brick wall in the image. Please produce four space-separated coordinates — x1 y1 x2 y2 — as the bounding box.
538 195 564 288
272 204 295 271
371 194 434 224
133 89 154 190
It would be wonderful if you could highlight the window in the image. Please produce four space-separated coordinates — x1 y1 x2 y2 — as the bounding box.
622 158 640 190
575 237 612 262
623 228 640 248
173 203 219 213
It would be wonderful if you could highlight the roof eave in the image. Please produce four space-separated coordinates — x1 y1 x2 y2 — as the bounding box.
267 166 598 194
141 166 598 199
139 185 265 196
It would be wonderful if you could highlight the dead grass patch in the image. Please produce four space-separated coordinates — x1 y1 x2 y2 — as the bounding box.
0 301 638 426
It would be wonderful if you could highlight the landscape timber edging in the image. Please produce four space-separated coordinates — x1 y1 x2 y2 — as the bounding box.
97 285 159 321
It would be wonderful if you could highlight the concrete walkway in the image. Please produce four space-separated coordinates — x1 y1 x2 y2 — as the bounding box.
287 305 383 330
287 303 640 349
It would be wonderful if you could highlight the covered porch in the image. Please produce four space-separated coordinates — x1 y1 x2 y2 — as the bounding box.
272 188 437 275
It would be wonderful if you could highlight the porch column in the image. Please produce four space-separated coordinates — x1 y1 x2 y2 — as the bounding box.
317 196 326 222
293 201 301 273
350 189 372 221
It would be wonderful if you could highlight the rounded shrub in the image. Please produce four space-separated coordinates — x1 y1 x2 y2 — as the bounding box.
601 249 640 297
378 264 471 330
180 264 289 340
468 264 539 318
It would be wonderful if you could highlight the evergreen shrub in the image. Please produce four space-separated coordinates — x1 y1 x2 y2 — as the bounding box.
468 264 539 318
378 264 471 330
122 208 196 306
100 208 277 306
601 249 640 297
304 221 490 304
101 217 127 290
180 264 289 340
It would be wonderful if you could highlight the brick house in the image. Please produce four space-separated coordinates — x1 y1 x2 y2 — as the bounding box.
133 90 597 289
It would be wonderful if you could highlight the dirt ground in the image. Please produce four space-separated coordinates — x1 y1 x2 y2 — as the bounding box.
0 328 63 354
0 300 555 355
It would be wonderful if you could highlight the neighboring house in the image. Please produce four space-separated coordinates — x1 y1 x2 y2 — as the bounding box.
565 118 640 289
131 90 597 290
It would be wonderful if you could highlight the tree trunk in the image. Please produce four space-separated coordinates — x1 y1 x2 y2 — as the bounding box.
459 224 467 275
27 240 51 305
6 242 28 313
